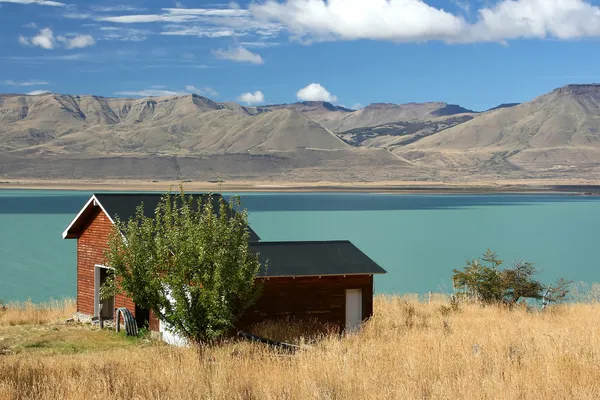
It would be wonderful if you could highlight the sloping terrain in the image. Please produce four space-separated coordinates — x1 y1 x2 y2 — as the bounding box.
395 84 600 173
0 94 357 154
266 101 479 153
3 85 600 181
0 93 417 181
0 94 478 155
486 103 520 112
268 101 475 133
328 102 475 131
336 114 474 148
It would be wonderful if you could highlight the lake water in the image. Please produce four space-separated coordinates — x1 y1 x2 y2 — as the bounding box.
1 189 600 302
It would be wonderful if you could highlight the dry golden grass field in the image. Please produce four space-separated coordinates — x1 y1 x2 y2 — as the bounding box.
1 295 600 400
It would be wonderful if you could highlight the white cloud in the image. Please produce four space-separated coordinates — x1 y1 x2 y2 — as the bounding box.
18 35 30 46
23 22 37 28
102 34 147 41
98 14 195 23
115 85 218 97
204 87 219 97
95 7 250 24
351 103 363 110
58 34 96 49
114 89 184 97
238 90 264 104
6 53 89 61
0 0 65 6
240 41 280 48
50 53 87 60
100 27 149 41
141 63 209 69
161 7 251 17
296 83 337 102
30 28 55 49
251 0 465 42
20 29 96 49
185 85 219 97
451 0 470 14
251 0 600 43
88 6 283 39
26 90 50 95
161 27 237 37
471 0 600 42
213 46 263 64
56 34 96 49
3 79 49 86
91 5 145 12
63 12 93 19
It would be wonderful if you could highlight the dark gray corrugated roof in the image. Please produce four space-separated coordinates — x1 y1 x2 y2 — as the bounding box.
251 240 387 277
65 193 260 241
64 196 386 277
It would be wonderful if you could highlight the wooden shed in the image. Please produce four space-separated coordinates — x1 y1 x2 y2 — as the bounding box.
63 193 387 341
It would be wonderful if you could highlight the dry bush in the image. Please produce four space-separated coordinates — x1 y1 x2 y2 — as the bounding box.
1 296 600 399
0 298 75 326
571 282 600 303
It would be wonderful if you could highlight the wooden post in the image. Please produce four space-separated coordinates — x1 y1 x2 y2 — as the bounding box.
115 309 121 333
99 303 104 329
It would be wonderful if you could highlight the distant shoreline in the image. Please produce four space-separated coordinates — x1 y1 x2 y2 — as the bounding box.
2 179 600 195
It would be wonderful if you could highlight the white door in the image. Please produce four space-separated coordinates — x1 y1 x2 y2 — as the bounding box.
345 289 363 331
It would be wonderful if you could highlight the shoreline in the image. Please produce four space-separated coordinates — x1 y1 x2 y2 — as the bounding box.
3 179 600 194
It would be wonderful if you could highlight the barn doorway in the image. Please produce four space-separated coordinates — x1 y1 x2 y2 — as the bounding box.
345 288 363 331
94 265 115 320
135 305 150 329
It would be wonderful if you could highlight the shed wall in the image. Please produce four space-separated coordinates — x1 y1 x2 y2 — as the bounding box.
76 207 135 316
238 275 374 330
76 208 374 333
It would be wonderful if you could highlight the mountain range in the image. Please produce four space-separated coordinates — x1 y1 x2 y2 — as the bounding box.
1 84 599 182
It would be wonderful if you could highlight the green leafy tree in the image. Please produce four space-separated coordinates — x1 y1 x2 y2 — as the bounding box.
102 188 262 344
452 249 571 307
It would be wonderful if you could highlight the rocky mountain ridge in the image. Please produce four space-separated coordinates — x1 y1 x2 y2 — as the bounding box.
2 84 600 181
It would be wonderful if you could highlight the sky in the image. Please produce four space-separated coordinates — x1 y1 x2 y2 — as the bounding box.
2 0 600 111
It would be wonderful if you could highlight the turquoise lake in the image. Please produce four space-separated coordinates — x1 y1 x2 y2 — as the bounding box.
1 189 600 302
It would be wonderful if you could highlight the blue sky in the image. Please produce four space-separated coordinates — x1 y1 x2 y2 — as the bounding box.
2 0 600 111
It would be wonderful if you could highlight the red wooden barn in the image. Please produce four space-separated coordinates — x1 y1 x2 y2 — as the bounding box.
63 193 387 341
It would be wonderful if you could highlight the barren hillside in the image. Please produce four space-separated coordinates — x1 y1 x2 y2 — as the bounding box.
396 84 600 173
3 85 600 182
0 93 418 181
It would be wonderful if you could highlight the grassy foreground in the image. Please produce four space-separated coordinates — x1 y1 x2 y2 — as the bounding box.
1 296 600 399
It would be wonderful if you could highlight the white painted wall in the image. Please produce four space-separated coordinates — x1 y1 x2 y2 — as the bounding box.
158 286 188 347
159 319 188 347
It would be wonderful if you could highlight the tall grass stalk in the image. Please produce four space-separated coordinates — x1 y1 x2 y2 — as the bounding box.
1 296 600 399
0 298 76 326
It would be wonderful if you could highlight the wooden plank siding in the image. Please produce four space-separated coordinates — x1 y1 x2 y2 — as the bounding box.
76 207 374 332
76 206 135 317
238 275 374 330
149 311 160 331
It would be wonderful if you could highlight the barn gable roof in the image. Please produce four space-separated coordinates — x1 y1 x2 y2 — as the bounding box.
62 193 261 241
63 195 387 278
251 241 387 277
